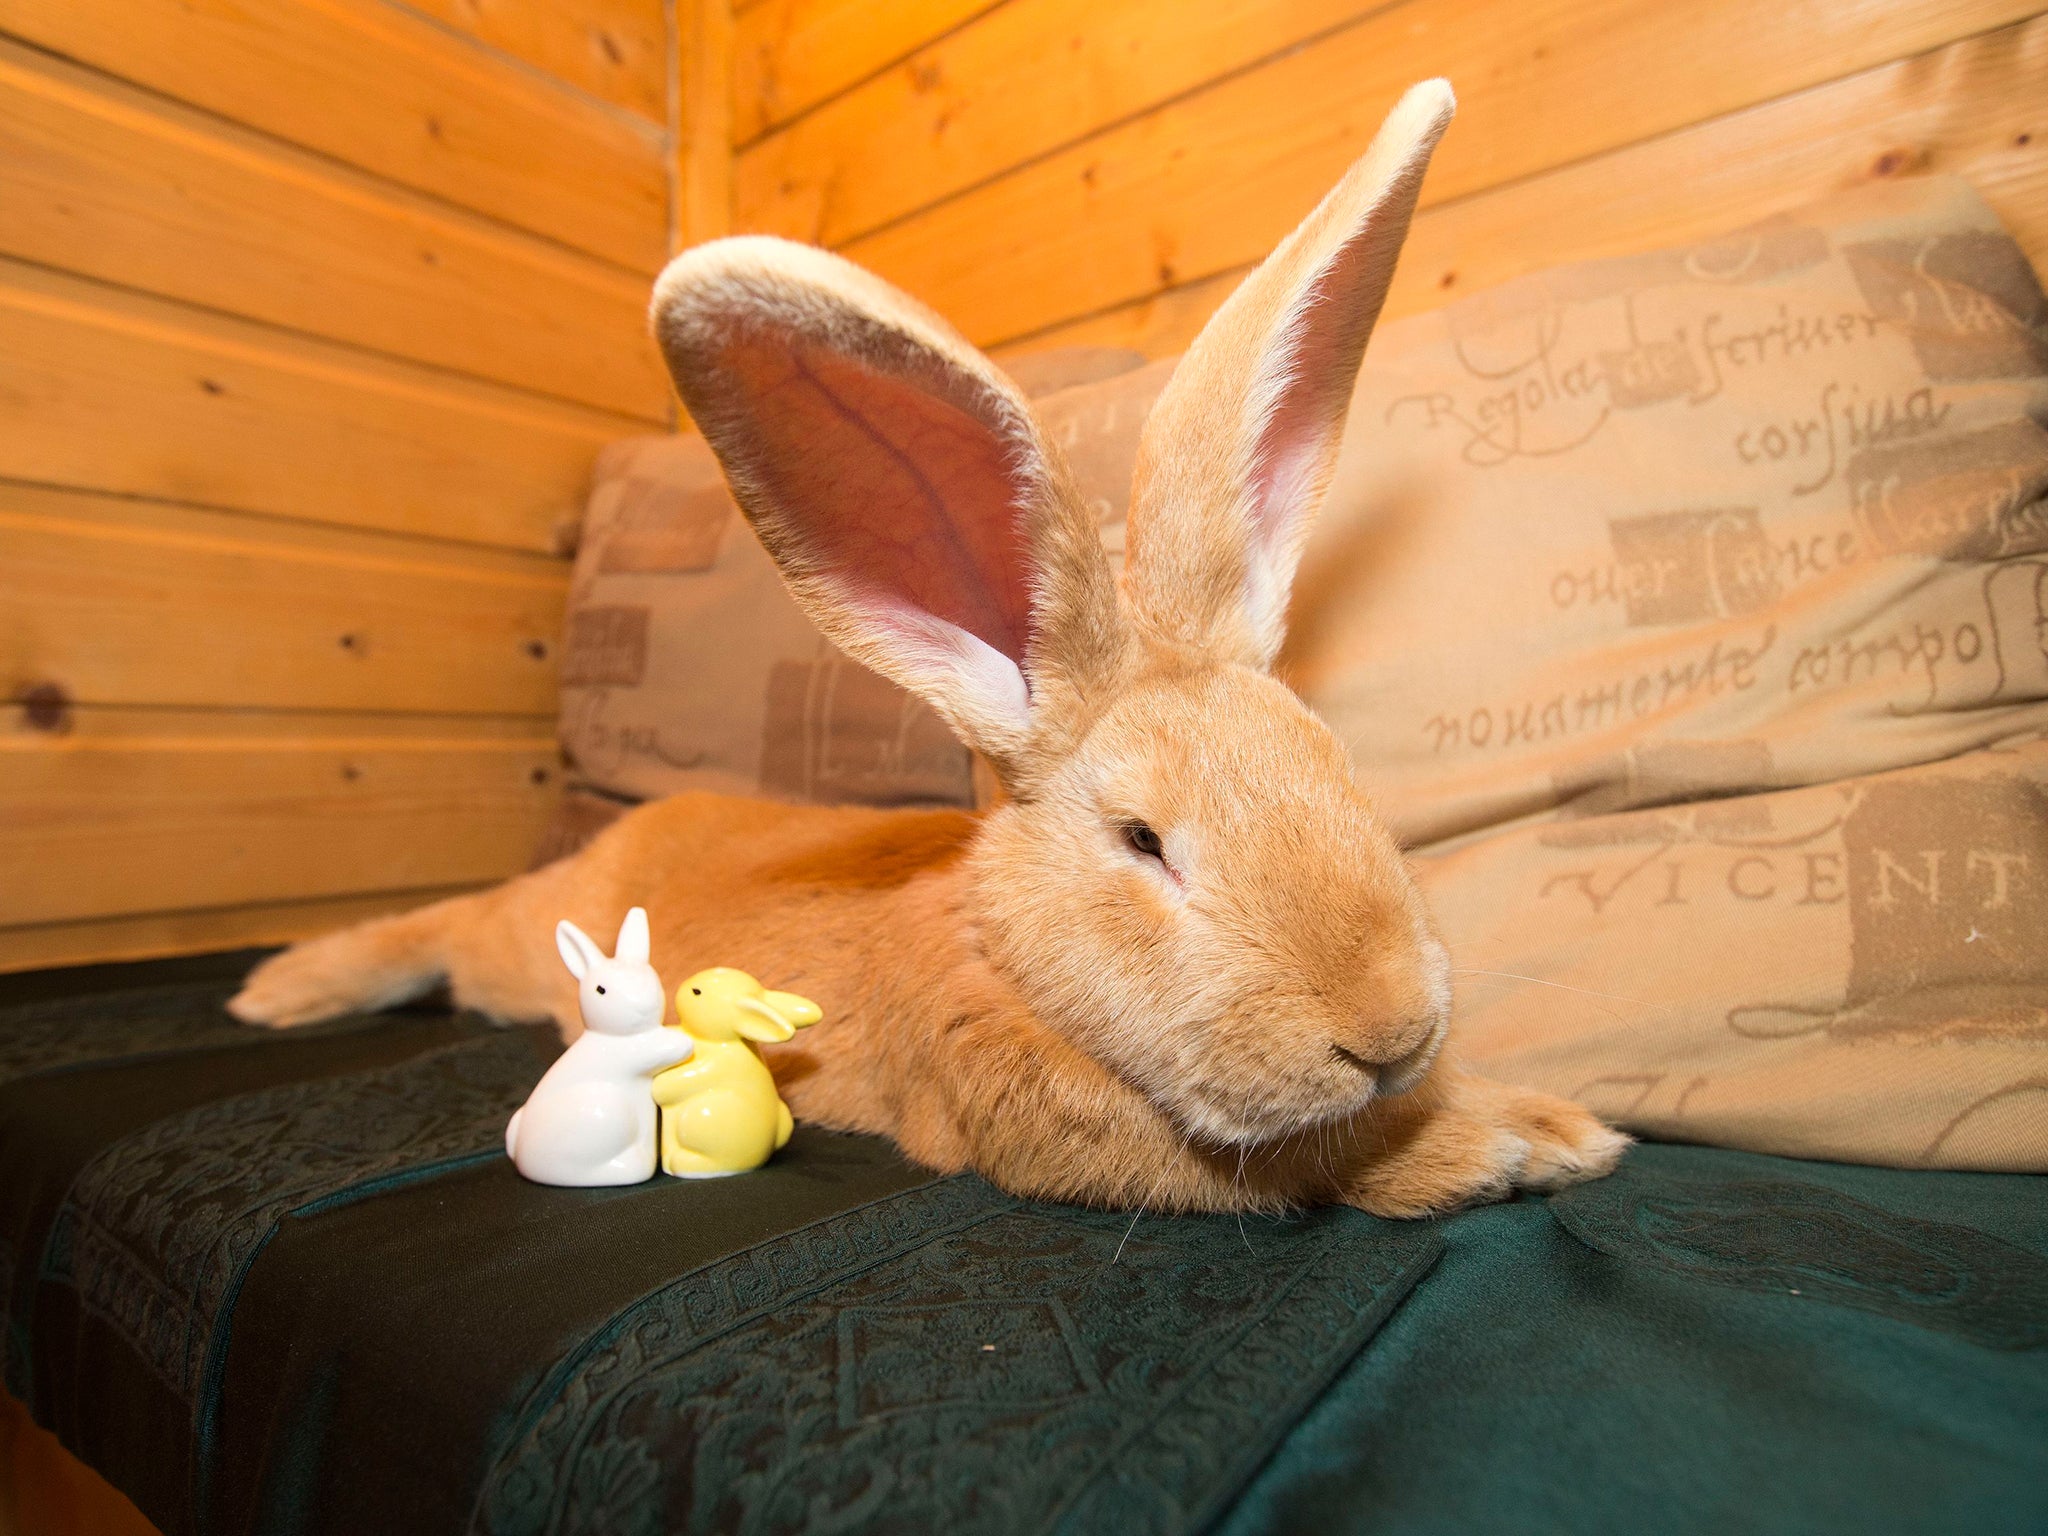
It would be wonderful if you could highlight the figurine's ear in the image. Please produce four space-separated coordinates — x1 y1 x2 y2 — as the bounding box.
614 907 650 966
762 990 823 1028
734 998 797 1044
556 920 601 981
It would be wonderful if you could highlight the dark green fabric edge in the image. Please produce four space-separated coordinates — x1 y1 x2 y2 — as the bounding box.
1181 1231 1442 1534
190 1145 511 1513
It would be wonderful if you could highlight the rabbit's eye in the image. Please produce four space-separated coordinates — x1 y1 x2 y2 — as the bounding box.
595 985 607 995
1124 821 1164 860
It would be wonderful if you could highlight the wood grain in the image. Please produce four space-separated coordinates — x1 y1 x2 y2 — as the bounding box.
0 706 559 927
732 0 997 144
827 0 2041 345
0 256 641 554
0 37 669 420
402 0 668 122
992 269 1239 365
997 18 2048 360
0 884 488 976
0 482 570 716
736 0 1382 239
1 0 668 272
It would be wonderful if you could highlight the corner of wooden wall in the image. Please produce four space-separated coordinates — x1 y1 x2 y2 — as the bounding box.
673 0 735 252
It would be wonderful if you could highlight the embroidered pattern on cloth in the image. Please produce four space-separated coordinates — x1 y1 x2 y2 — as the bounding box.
1552 1166 2048 1349
1 979 271 1392
38 1029 545 1413
0 982 259 1089
473 1181 1441 1536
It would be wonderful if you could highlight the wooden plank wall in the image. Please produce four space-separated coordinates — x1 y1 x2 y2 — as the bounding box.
6 0 2044 974
0 0 687 971
729 0 2048 364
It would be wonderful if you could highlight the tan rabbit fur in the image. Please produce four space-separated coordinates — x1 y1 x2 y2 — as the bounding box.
232 80 1628 1217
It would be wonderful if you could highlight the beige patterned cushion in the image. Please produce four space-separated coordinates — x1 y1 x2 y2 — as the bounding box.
1303 174 2048 1171
547 177 2048 1170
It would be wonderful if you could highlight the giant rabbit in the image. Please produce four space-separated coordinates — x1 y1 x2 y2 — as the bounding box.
232 81 1628 1216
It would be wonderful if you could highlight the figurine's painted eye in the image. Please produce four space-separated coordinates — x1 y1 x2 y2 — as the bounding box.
1124 821 1164 860
691 987 702 996
595 985 606 995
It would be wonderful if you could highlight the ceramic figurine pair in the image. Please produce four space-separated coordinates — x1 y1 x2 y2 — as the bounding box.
503 908 820 1187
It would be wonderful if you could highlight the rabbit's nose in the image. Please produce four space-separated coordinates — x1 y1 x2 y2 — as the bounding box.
1329 1010 1446 1096
1375 1016 1447 1096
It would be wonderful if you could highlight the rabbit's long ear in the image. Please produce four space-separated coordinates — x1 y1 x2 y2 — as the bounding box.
651 240 1126 781
1125 80 1453 670
614 907 650 965
556 920 601 981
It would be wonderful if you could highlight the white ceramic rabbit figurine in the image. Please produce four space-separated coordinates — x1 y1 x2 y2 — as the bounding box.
503 907 693 1186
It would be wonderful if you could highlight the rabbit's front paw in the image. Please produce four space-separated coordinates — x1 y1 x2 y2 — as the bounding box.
1345 1073 1628 1218
1478 1077 1632 1192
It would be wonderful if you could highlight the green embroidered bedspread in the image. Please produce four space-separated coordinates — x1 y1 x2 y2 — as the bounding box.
1 953 2042 1535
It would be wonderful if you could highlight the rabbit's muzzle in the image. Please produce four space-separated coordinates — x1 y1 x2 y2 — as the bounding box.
1169 998 1447 1147
1331 1009 1447 1099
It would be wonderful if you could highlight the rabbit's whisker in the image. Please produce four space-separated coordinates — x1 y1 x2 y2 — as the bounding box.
1112 1209 1144 1265
1230 1145 1259 1249
1451 969 1652 1009
1112 1155 1182 1264
1451 974 1630 1026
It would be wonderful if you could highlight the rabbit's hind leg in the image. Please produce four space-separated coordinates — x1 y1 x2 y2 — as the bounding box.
431 861 584 1033
231 857 578 1032
230 891 481 1029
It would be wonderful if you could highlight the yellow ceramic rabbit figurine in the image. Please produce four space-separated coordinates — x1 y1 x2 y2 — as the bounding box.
653 967 820 1177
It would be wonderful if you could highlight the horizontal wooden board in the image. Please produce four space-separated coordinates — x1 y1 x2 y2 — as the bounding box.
403 0 668 122
0 38 669 420
0 482 570 716
3 0 668 272
0 883 485 974
737 0 1379 238
732 0 995 143
831 0 2041 346
990 269 1236 365
997 18 2048 360
0 707 559 927
0 256 644 554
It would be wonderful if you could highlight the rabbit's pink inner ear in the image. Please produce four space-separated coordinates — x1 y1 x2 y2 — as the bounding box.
1249 216 1407 548
733 337 1036 672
